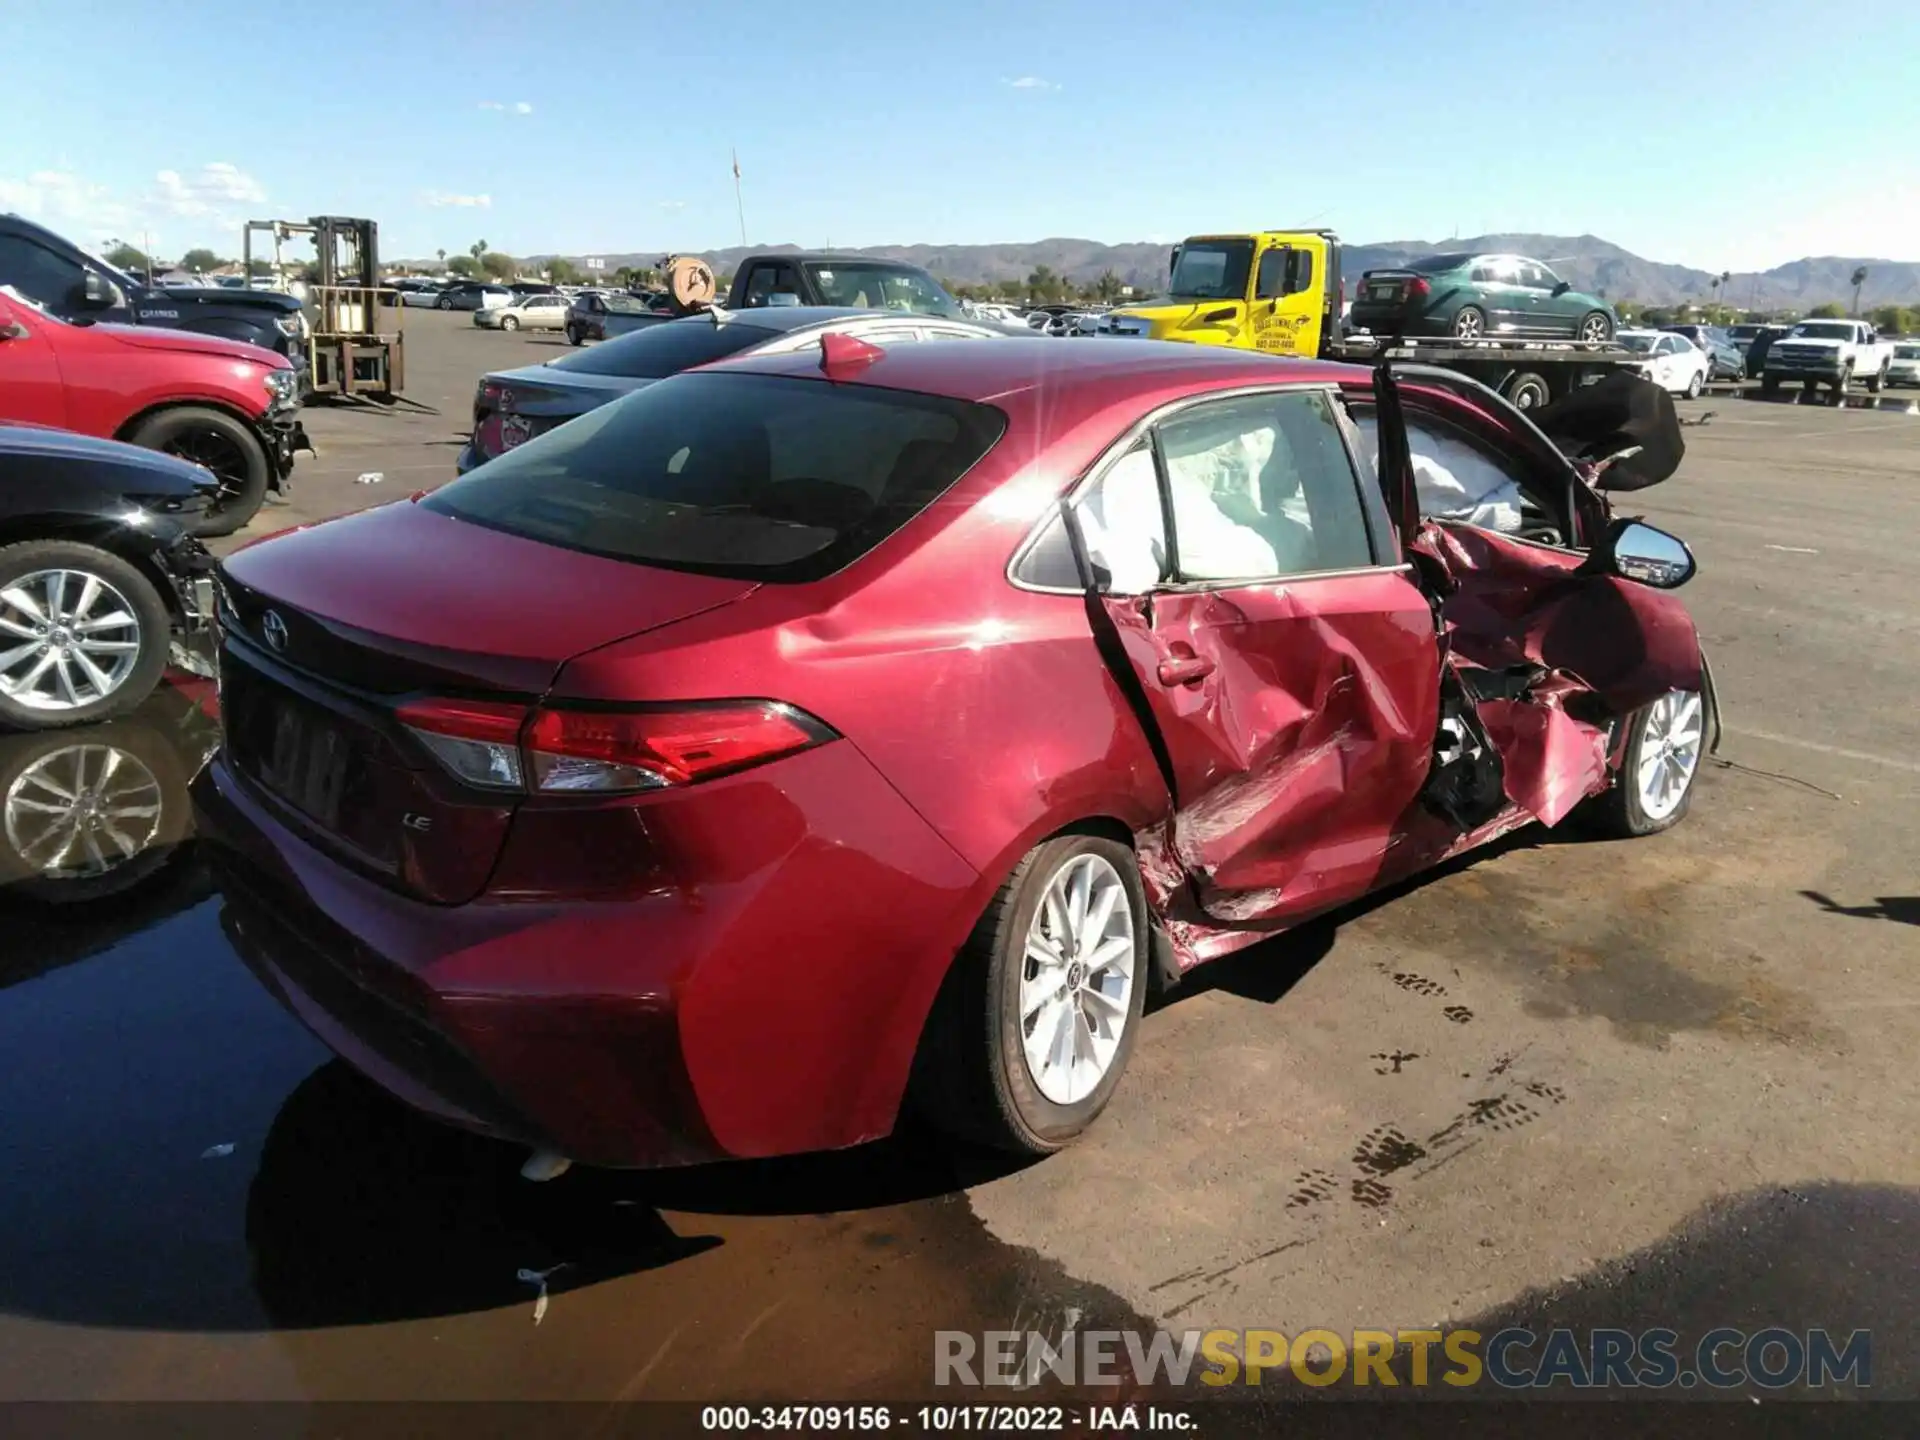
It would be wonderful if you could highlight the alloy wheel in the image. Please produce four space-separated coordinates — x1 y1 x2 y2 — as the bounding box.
4 742 164 880
1019 852 1137 1105
1580 315 1611 342
1454 309 1485 339
1636 690 1704 822
0 569 145 712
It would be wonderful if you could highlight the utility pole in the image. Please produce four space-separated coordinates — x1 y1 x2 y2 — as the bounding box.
732 149 747 247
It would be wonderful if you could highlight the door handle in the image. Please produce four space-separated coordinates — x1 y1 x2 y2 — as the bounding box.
1157 654 1215 687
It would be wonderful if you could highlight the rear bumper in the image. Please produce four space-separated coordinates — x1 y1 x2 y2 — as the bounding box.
192 739 983 1168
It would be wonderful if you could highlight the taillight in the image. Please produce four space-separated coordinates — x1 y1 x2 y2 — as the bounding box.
397 697 527 790
396 698 836 795
1407 277 1432 300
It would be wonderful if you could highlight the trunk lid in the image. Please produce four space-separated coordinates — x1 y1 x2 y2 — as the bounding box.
1357 271 1420 305
216 500 757 902
471 365 653 462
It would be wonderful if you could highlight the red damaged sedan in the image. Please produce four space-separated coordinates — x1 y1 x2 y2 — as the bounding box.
195 337 1711 1168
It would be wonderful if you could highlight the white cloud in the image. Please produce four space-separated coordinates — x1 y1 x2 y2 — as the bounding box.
422 190 492 209
0 169 136 237
478 99 534 115
513 100 534 115
0 163 266 251
1001 75 1060 91
657 200 686 211
152 162 267 220
478 100 505 110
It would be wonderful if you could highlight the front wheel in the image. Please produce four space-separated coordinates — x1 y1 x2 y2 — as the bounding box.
438 295 453 311
1588 690 1705 838
1451 306 1488 340
0 541 170 731
1685 369 1704 399
128 406 271 538
911 834 1148 1156
565 325 582 346
1577 311 1614 343
500 315 519 331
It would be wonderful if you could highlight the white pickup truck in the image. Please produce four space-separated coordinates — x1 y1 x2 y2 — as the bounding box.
1761 318 1897 395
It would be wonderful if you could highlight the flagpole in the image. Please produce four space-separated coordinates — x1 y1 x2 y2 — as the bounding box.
732 149 747 246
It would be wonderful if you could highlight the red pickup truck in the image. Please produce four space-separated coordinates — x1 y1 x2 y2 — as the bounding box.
0 290 307 536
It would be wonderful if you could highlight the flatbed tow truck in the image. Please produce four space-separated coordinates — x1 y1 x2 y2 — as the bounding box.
1100 229 1637 410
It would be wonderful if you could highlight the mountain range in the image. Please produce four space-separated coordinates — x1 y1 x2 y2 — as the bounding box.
509 233 1920 308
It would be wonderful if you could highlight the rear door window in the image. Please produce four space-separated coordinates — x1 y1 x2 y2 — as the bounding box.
1154 390 1378 581
422 372 1008 581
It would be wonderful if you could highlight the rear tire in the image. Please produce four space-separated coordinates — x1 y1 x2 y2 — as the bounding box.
0 540 170 732
128 406 271 538
1587 690 1705 838
1866 365 1886 394
1761 375 1780 394
1577 311 1614 343
1451 306 1488 340
910 834 1148 1156
565 325 582 346
1685 369 1704 399
1504 371 1551 410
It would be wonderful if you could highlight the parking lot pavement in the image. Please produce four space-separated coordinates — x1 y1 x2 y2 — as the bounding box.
213 307 573 550
0 347 1916 1406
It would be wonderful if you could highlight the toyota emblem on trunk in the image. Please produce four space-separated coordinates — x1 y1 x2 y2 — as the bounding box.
261 610 289 653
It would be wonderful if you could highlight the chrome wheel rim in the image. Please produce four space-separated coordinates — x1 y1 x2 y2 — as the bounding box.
5 742 164 879
1019 853 1136 1106
1636 690 1704 821
1455 310 1484 338
0 569 145 712
1581 316 1609 342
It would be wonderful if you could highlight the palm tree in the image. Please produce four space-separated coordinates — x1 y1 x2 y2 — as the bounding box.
436 247 447 269
471 239 489 261
1850 265 1869 316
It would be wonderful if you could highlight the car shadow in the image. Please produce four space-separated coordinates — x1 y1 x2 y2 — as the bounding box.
1800 889 1920 927
1151 822 1577 1013
244 1062 1034 1330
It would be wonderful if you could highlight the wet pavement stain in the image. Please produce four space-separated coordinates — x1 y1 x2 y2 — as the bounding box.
1336 796 1841 1052
0 682 1174 1404
1351 1127 1428 1177
1285 1169 1341 1209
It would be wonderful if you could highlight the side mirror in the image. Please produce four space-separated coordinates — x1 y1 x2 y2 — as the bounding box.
79 272 124 309
1551 281 1572 297
1585 518 1696 589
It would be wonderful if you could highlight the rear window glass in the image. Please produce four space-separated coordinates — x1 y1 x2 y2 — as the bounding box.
1406 252 1475 274
421 372 1008 582
546 317 775 378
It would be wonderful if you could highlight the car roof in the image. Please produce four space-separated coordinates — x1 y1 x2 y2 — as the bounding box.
739 252 928 268
696 304 977 335
708 334 1365 404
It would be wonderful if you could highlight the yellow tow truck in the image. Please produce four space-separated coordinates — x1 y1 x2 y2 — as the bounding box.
1104 229 1345 357
1103 229 1634 409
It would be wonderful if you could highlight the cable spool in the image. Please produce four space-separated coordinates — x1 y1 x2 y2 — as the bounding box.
663 255 718 314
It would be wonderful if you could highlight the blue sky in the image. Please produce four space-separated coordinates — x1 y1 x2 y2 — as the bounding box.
4 0 1917 270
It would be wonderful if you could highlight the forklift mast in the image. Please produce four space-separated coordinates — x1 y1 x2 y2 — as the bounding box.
243 214 404 400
